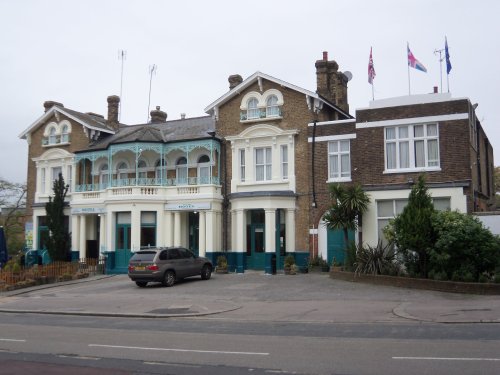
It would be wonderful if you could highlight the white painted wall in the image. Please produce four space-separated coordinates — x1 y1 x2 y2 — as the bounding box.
475 214 500 235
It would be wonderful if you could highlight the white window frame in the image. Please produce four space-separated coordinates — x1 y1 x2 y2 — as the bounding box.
61 125 69 143
137 159 148 179
176 157 188 185
327 140 351 182
247 98 260 120
99 164 109 187
384 123 440 173
41 168 46 194
266 95 280 118
197 155 210 184
280 144 288 180
239 149 246 182
67 165 72 192
49 127 57 145
255 147 272 182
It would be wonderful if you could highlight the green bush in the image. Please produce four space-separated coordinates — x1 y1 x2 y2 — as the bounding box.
284 254 295 267
429 211 500 282
355 241 401 276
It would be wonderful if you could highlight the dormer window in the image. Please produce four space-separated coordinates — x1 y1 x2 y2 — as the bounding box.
247 98 260 120
61 125 69 143
49 127 57 145
266 95 279 117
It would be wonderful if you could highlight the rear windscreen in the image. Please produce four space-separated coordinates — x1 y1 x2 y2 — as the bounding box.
130 251 156 261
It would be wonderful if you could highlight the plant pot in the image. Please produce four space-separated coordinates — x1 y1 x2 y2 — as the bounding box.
216 267 228 274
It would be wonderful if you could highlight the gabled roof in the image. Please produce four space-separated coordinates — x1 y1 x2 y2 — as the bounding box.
204 71 352 119
19 105 115 139
80 116 216 152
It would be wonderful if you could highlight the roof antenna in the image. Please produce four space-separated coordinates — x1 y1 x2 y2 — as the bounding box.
118 50 127 121
147 64 157 122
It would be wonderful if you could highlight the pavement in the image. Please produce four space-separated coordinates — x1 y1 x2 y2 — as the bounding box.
0 272 499 324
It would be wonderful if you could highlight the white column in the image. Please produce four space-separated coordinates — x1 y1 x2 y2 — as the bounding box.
99 214 106 253
156 210 165 246
231 210 237 251
199 211 206 256
174 211 181 246
235 209 245 251
286 208 296 252
79 215 86 258
32 215 39 250
206 210 215 252
165 211 173 246
131 209 141 251
71 215 79 252
265 209 276 253
106 211 113 252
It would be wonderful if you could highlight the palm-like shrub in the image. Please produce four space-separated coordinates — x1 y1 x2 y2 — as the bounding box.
355 241 401 276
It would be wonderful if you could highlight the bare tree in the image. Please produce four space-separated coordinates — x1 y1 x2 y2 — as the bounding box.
0 179 27 254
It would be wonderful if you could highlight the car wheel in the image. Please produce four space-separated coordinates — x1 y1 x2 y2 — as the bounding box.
201 264 212 280
135 281 148 288
163 270 175 287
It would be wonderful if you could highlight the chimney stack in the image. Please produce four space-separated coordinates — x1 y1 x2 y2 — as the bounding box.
107 95 120 130
180 113 186 120
433 86 438 94
315 51 349 114
150 106 167 123
228 74 243 90
43 101 64 112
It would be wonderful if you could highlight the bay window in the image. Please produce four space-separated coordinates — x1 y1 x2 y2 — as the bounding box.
255 147 272 181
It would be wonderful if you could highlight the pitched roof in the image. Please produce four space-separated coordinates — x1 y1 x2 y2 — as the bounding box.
204 71 352 119
81 116 216 151
19 105 115 139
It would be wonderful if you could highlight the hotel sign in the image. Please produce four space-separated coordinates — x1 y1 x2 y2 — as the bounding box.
164 202 211 211
71 207 106 214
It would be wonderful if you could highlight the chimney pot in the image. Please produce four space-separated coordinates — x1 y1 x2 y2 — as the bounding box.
43 101 64 112
181 113 186 119
150 106 167 123
323 51 328 61
228 74 243 90
433 86 438 94
107 95 120 130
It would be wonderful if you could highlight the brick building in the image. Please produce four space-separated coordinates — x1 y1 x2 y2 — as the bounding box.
18 52 495 273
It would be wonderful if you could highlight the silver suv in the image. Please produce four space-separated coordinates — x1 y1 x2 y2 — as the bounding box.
128 247 213 287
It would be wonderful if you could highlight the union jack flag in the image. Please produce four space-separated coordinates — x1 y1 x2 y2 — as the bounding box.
407 43 427 72
368 47 376 84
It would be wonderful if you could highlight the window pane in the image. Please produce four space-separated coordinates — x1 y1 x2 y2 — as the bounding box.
414 125 424 137
377 201 394 217
398 126 408 138
341 154 350 177
433 197 450 211
265 164 272 180
329 155 338 178
256 165 264 181
386 143 396 169
340 140 349 152
386 128 395 140
399 141 409 168
415 140 425 167
265 147 271 161
427 124 437 136
328 141 338 153
256 149 263 164
427 139 439 166
378 219 390 246
395 199 408 214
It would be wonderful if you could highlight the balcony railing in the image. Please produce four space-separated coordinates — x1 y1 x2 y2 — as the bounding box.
75 176 220 193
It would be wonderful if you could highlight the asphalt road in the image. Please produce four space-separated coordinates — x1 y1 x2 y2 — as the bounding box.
0 273 498 374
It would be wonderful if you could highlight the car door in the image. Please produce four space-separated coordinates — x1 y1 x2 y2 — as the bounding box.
178 248 199 277
167 248 184 278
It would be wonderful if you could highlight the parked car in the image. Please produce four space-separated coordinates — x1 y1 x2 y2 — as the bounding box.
128 247 213 287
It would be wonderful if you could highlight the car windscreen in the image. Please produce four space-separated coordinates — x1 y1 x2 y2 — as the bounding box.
130 251 156 262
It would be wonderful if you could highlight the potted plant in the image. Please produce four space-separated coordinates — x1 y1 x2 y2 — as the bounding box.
331 257 342 272
284 254 296 275
216 255 228 274
308 255 329 272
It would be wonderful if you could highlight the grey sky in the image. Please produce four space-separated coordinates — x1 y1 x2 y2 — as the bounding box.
1 0 499 184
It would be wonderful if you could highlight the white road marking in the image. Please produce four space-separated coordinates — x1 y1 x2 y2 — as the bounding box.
89 344 269 356
58 355 101 360
393 356 500 361
0 338 26 342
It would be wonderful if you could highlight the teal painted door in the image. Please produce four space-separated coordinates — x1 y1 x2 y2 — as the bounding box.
116 224 131 269
246 224 265 269
327 228 354 265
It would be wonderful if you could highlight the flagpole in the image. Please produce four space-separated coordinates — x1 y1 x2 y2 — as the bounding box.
407 43 411 95
372 82 375 101
446 71 450 93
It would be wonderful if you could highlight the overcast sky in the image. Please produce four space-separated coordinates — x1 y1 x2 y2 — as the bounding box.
1 0 499 184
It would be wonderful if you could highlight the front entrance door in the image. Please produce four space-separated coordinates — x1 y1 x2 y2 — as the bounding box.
247 224 265 269
115 223 131 270
327 228 354 265
188 212 199 255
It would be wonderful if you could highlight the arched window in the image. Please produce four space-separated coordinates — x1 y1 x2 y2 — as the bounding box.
155 158 167 180
61 125 69 143
266 95 279 117
49 127 57 144
137 160 147 180
117 162 128 185
99 164 109 187
176 157 188 185
197 155 210 184
247 97 259 119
